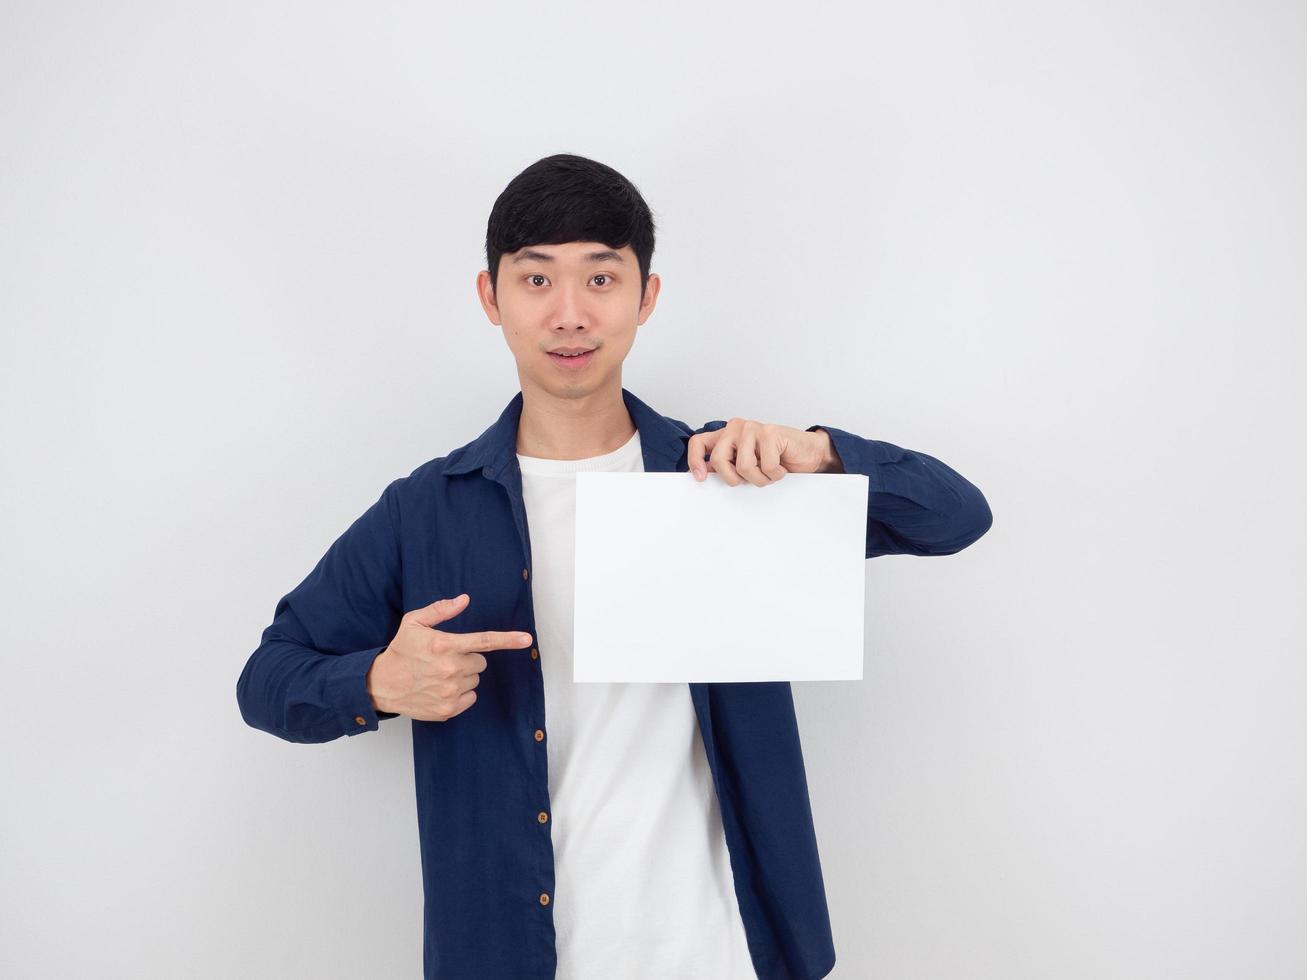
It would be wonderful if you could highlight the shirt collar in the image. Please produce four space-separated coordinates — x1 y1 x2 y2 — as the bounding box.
443 387 690 478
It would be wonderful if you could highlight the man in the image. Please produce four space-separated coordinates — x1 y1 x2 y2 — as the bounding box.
236 153 993 980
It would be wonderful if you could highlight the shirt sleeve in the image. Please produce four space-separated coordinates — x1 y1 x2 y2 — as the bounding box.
806 424 993 558
693 419 729 435
236 480 406 743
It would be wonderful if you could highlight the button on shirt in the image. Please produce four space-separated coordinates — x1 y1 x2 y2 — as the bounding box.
235 387 993 980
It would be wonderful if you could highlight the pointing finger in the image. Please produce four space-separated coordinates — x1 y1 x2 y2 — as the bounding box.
452 629 533 654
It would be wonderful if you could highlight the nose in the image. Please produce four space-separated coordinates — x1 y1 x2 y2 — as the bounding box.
546 279 593 329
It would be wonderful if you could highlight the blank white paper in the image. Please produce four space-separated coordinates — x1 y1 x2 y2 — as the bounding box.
573 471 868 683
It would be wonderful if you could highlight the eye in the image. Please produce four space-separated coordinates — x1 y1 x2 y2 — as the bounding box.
527 274 547 287
592 274 610 287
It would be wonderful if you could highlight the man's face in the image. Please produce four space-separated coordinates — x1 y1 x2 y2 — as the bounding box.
476 241 660 400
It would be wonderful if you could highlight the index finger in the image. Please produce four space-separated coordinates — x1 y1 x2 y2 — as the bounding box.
451 629 533 653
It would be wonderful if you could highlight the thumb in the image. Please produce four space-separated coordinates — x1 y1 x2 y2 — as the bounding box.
405 592 470 629
689 430 721 479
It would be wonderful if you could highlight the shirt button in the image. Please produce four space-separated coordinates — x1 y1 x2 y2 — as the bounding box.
539 892 550 906
530 647 539 660
354 716 366 726
522 567 529 580
534 728 545 742
537 811 549 824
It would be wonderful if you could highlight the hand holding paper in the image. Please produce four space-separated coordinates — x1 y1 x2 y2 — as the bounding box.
686 418 843 483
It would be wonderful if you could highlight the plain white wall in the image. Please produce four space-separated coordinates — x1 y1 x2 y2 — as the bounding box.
3 2 1304 977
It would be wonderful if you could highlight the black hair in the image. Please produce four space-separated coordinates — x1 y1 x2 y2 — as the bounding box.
484 153 657 300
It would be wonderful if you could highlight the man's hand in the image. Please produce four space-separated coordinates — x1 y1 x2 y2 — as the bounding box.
366 594 532 722
687 418 840 486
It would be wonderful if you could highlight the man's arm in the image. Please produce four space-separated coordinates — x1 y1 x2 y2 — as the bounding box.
806 424 993 558
236 481 405 743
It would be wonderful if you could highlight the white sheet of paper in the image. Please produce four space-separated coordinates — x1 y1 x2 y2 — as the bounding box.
573 471 868 683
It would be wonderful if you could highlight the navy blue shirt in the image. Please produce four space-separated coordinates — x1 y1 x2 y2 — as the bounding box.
236 387 992 980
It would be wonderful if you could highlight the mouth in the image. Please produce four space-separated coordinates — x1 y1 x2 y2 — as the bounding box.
547 348 596 368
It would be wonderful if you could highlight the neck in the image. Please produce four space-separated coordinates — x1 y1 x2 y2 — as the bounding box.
515 379 636 461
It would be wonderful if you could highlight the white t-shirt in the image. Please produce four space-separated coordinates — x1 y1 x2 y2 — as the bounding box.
517 427 757 980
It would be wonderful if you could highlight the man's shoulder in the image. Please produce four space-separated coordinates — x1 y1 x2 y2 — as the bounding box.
371 443 473 511
390 449 466 492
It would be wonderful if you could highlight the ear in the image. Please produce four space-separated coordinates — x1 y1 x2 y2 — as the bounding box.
476 269 501 325
636 272 661 325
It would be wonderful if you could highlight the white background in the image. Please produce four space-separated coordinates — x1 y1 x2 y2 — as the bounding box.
2 2 1304 977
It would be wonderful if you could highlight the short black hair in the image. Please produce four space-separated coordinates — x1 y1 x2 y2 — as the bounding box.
484 153 657 300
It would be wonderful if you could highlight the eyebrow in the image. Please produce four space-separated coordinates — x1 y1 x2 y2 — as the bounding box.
511 248 626 265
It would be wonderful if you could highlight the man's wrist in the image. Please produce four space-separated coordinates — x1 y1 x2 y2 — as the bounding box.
366 647 392 713
816 430 844 473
